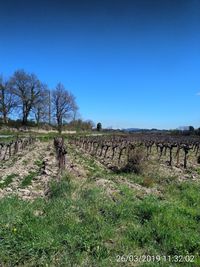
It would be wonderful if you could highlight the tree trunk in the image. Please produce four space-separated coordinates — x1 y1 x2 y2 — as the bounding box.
57 116 62 134
3 113 8 124
48 90 51 125
22 114 28 125
22 103 31 125
58 124 62 134
1 88 8 124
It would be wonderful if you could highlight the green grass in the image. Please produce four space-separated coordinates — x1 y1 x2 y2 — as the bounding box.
0 135 199 266
0 173 19 189
195 167 200 175
22 159 29 166
67 145 110 178
0 173 199 266
0 136 15 143
21 172 38 187
34 159 43 168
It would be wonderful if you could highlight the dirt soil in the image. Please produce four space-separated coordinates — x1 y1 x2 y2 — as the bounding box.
1 140 199 202
0 140 91 201
0 141 58 200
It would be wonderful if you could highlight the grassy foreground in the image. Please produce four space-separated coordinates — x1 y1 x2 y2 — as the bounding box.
0 172 200 266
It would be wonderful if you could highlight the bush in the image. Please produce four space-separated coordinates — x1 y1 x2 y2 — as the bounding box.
122 147 145 174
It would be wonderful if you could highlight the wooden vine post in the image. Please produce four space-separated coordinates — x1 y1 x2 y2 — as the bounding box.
54 137 67 178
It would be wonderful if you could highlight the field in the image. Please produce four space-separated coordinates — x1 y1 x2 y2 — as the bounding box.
0 132 200 266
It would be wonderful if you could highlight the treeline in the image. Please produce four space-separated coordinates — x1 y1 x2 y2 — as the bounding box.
0 118 95 132
170 127 200 136
0 70 94 132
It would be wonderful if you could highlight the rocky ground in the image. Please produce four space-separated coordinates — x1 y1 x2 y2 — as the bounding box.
0 140 95 201
0 139 200 202
0 141 58 200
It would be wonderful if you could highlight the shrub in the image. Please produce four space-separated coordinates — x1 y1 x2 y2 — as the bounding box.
122 147 146 174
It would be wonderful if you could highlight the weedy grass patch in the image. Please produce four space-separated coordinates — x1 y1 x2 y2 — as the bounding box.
21 172 38 187
0 173 19 189
0 175 199 266
34 159 43 168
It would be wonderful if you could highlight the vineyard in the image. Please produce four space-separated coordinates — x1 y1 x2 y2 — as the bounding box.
69 134 200 170
0 133 200 266
0 136 36 161
1 133 200 199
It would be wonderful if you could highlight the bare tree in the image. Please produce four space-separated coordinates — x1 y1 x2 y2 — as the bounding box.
33 85 50 127
0 76 17 123
52 83 78 133
9 70 43 125
48 89 51 125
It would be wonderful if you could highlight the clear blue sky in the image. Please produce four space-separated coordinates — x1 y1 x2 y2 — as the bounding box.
0 0 200 129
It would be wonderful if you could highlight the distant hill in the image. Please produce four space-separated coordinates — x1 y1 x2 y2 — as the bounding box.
122 128 141 132
122 128 168 133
